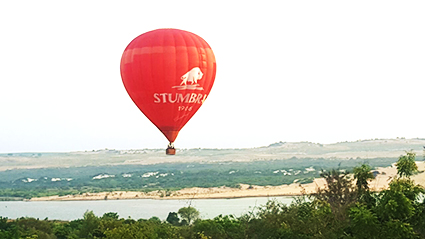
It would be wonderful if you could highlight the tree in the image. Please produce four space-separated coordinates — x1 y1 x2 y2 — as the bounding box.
79 211 102 238
193 215 245 239
388 178 424 202
148 216 161 223
0 216 18 239
411 199 425 237
376 183 415 221
314 168 358 236
178 207 200 225
381 220 417 239
101 212 119 220
316 169 357 214
15 217 55 239
166 212 180 226
349 203 380 239
100 212 123 233
353 163 374 194
396 151 418 178
53 223 73 239
104 222 156 239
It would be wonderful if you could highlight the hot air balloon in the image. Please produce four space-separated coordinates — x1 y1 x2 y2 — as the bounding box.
120 29 216 155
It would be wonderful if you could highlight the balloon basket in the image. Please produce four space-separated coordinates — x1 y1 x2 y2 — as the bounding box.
166 147 176 155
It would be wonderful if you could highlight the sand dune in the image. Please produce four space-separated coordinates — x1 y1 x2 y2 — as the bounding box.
30 162 425 201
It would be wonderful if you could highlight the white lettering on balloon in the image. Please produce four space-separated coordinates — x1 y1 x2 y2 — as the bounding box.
153 93 208 104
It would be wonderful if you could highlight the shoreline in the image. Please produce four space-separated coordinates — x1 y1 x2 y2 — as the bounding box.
28 162 425 202
28 183 322 202
27 193 307 202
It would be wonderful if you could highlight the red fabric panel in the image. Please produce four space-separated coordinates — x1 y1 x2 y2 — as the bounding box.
120 29 216 143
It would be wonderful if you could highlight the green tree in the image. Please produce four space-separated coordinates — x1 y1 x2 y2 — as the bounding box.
101 212 119 220
79 211 102 238
53 223 73 239
349 203 380 239
411 199 425 237
375 178 423 222
396 151 418 178
381 220 417 239
166 212 180 226
0 216 18 239
353 163 374 194
388 178 424 202
178 207 200 225
99 212 123 234
148 216 161 223
104 222 155 239
376 189 414 221
315 169 357 221
193 215 245 239
16 217 55 239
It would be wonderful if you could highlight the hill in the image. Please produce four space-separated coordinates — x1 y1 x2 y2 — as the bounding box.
0 138 424 200
0 138 424 171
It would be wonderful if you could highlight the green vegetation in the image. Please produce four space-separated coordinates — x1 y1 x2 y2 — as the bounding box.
0 152 424 238
353 163 374 194
178 207 200 225
0 157 396 199
396 151 419 178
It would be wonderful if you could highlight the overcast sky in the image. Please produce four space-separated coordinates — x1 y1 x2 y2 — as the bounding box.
1 1 424 153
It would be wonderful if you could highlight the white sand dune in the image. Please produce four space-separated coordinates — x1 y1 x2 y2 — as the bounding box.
30 162 425 201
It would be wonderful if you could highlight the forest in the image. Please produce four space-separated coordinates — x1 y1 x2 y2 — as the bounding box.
0 157 397 200
0 152 424 238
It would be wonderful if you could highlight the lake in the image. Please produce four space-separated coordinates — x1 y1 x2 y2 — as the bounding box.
0 196 295 221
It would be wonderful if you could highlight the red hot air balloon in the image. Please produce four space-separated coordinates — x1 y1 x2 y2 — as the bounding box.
120 29 216 155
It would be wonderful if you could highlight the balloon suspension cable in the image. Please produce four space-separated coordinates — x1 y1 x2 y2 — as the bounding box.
167 142 175 149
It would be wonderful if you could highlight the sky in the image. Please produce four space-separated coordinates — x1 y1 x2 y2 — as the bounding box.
1 1 424 153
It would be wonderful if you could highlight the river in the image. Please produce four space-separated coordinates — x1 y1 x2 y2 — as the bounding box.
0 196 295 221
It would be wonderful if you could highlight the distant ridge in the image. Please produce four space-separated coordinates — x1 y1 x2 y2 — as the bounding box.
267 138 425 148
0 138 424 171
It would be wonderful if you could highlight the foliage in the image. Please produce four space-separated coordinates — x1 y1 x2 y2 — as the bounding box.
349 203 380 239
411 200 425 237
193 215 245 239
178 207 200 225
0 157 397 199
249 198 338 239
79 210 102 238
387 178 424 201
315 169 357 223
396 151 418 178
166 212 180 226
0 156 424 238
0 187 424 238
353 163 374 193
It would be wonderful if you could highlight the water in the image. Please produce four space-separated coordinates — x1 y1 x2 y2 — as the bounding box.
0 196 295 220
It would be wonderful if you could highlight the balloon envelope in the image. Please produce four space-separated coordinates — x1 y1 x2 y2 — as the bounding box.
120 29 216 143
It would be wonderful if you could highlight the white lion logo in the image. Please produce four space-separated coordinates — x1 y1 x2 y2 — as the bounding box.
180 67 203 85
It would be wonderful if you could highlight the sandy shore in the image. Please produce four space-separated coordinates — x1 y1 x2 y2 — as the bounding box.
30 162 425 201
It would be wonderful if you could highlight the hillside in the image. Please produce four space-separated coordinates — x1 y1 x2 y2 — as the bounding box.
1 138 424 171
0 138 424 200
